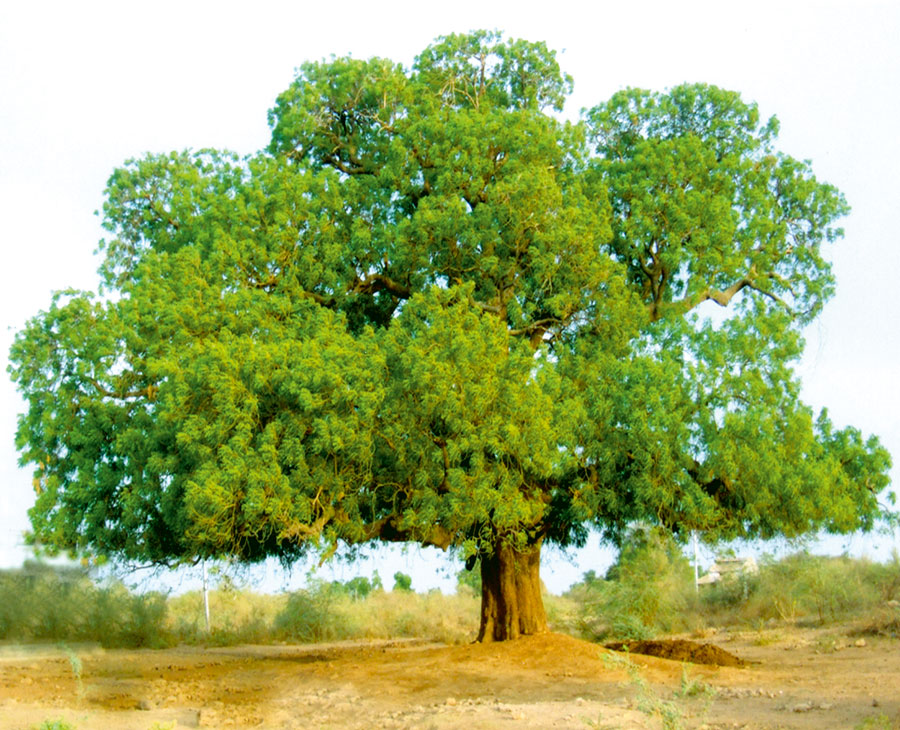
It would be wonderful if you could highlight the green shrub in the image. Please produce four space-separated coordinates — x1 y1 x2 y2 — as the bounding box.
86 582 170 648
392 572 413 592
570 526 697 640
274 581 355 642
31 719 77 730
698 551 887 628
867 551 900 602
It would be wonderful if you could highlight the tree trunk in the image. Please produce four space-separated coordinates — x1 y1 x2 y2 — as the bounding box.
477 538 548 642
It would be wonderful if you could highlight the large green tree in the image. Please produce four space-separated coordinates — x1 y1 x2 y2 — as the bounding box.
10 32 891 641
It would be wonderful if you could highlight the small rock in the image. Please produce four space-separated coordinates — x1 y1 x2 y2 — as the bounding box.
791 701 814 712
855 638 867 648
445 697 457 706
136 698 154 711
873 698 880 707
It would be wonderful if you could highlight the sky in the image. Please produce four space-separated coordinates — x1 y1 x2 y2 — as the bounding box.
1 0 898 594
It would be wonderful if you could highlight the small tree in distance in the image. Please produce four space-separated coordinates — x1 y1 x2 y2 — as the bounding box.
9 31 892 642
392 572 413 593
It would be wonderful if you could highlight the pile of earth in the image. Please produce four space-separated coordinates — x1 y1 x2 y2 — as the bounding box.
604 637 746 666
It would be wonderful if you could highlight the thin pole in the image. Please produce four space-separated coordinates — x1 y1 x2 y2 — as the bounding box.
202 560 211 633
692 532 699 594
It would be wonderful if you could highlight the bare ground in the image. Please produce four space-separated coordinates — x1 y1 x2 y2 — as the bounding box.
1 623 898 729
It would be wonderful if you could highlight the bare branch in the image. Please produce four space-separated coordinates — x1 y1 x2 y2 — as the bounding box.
654 268 793 321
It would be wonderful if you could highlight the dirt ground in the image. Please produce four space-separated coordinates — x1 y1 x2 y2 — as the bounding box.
1 623 898 729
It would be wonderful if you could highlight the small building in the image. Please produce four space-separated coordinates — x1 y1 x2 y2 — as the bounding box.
697 556 758 586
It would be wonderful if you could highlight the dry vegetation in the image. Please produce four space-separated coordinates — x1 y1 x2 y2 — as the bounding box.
2 542 899 729
3 537 900 650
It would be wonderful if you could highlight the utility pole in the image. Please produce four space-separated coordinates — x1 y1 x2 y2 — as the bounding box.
202 559 211 633
692 532 699 594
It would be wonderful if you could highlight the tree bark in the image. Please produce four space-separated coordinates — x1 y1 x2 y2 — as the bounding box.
477 538 549 642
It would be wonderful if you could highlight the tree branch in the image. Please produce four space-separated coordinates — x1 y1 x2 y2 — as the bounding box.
351 273 411 299
365 516 453 550
654 267 793 321
86 376 157 401
278 506 336 541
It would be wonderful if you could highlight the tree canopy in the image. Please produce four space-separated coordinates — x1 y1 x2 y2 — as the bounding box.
9 31 892 641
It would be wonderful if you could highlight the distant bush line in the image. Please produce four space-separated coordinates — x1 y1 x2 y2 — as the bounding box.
555 530 900 641
2 544 899 649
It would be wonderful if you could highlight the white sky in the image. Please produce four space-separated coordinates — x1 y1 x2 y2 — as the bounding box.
1 0 898 594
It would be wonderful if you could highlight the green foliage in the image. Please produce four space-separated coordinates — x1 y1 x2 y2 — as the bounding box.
0 564 482 647
854 714 900 730
343 573 382 600
562 549 900 635
673 665 717 701
8 31 890 623
392 571 413 592
31 721 77 730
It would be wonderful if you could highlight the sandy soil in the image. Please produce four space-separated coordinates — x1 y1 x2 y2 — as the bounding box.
1 623 897 729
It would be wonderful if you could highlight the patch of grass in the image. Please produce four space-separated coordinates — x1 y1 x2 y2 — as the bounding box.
751 630 782 646
673 664 716 701
30 720 77 730
602 651 685 730
854 714 900 730
60 644 84 701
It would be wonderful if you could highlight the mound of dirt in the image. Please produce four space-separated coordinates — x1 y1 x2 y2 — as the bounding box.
604 638 746 667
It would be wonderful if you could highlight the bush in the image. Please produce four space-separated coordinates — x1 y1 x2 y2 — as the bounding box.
0 562 168 646
392 572 413 592
568 527 697 640
88 582 169 648
273 581 355 642
168 585 285 645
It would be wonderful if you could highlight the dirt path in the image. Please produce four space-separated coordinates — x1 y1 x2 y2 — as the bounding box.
1 625 897 729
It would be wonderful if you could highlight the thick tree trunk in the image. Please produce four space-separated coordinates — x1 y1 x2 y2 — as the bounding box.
477 538 548 642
